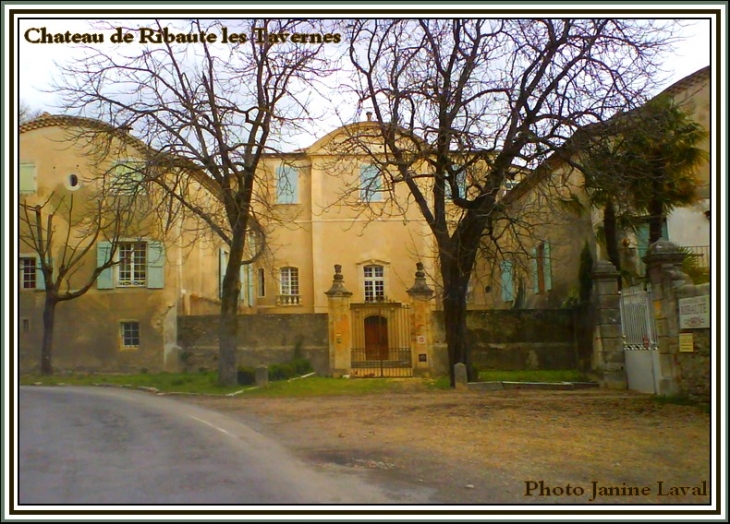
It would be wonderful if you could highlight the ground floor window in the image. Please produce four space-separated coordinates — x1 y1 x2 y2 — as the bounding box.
121 321 140 349
21 257 37 289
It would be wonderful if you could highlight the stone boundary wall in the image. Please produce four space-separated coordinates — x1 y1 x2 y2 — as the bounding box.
177 314 329 374
432 309 579 374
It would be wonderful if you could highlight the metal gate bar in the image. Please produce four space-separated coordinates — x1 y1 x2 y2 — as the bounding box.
350 302 412 378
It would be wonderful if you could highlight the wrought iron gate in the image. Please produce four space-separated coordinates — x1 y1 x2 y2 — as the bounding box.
619 286 659 393
350 302 412 377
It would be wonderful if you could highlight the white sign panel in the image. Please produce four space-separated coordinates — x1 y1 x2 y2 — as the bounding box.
679 295 710 329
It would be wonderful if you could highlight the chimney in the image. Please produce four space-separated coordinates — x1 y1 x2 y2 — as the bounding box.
366 111 372 122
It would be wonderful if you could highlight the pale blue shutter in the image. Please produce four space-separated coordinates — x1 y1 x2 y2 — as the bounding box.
360 165 382 202
35 255 46 290
20 163 36 194
500 261 514 302
247 265 255 307
147 241 165 289
531 247 539 294
96 242 113 289
543 242 552 292
276 166 298 204
239 264 246 302
219 249 227 299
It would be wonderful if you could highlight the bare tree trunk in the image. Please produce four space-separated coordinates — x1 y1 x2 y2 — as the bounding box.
217 219 247 387
41 294 57 376
441 253 476 387
603 200 622 289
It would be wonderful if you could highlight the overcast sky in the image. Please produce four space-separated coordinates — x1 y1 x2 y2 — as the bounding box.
13 13 714 150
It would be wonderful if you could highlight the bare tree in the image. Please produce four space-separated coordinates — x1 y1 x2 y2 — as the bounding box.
19 100 43 124
19 187 141 375
344 18 680 385
54 19 337 385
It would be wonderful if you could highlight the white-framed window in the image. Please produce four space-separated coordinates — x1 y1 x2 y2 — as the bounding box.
360 164 383 202
120 321 140 349
20 256 38 289
20 163 37 194
276 165 299 204
97 240 165 289
364 264 385 302
278 267 300 305
118 242 147 287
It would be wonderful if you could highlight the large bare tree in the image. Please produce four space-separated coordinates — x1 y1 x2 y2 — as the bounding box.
344 18 680 385
55 19 337 385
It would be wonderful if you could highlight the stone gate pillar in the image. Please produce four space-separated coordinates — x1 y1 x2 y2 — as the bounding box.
591 260 626 389
643 240 689 395
325 264 353 377
407 262 435 376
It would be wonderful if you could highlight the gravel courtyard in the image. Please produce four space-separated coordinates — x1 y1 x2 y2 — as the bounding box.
180 387 713 506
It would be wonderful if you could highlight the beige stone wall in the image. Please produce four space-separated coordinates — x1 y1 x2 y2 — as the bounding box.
18 118 221 373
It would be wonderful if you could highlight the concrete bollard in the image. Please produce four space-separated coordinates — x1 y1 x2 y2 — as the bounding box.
454 363 468 391
255 365 269 387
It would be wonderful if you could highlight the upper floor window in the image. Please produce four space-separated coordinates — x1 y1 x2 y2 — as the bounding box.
276 165 299 204
364 265 385 302
20 163 36 194
445 164 467 201
360 164 383 203
97 240 164 289
110 160 146 195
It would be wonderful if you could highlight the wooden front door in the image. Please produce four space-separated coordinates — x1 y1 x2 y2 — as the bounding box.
364 315 388 360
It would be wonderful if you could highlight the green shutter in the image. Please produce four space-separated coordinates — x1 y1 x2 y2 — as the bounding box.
531 247 539 294
239 264 246 302
544 242 552 292
97 242 113 289
276 166 298 204
500 261 514 302
147 241 165 289
20 163 36 194
246 265 255 307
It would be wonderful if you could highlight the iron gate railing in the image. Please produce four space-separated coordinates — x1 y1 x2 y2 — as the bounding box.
350 302 412 377
619 286 658 351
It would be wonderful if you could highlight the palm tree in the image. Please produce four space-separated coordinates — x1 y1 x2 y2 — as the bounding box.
580 94 707 276
621 95 707 243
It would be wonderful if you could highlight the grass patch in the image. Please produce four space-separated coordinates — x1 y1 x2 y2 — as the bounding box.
653 394 711 413
477 369 591 383
20 372 450 397
20 371 244 395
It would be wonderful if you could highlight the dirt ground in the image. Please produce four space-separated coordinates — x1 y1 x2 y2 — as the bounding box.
179 387 713 506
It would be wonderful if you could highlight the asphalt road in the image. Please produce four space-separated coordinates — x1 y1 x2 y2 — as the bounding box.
18 386 410 506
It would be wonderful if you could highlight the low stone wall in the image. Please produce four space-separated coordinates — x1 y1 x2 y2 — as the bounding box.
432 309 578 373
177 314 330 374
